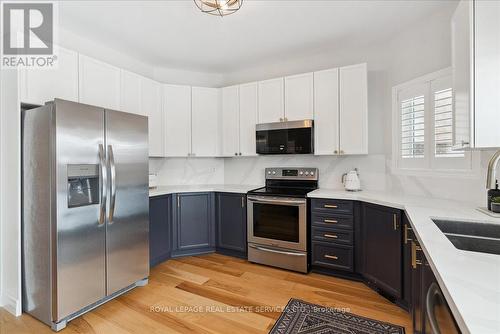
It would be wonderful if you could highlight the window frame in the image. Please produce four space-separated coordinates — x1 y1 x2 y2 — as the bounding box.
391 68 478 176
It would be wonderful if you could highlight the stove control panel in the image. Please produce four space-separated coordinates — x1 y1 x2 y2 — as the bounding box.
265 167 318 180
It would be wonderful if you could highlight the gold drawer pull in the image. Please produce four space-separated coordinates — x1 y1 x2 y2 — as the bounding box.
324 234 338 239
411 241 423 269
324 204 338 208
324 255 338 260
404 224 412 244
324 219 338 224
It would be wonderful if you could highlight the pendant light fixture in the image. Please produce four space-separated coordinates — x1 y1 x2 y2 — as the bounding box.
194 0 243 17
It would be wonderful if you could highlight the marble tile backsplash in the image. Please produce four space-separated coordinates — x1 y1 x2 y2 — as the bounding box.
149 157 225 185
222 154 387 191
150 150 496 207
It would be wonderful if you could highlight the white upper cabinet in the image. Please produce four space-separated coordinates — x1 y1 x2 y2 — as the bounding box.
313 68 339 155
79 55 121 110
191 87 221 157
339 63 368 155
221 85 240 157
452 0 500 149
474 0 500 148
239 82 258 156
163 84 192 157
451 0 473 149
258 78 284 123
20 46 79 105
285 72 314 121
142 78 163 157
120 70 142 115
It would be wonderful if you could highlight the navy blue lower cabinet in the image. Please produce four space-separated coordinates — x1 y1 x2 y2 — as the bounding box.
360 202 403 300
216 192 247 258
172 192 215 257
149 195 172 267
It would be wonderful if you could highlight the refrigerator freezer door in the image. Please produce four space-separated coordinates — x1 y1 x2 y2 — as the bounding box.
105 110 149 295
54 99 107 321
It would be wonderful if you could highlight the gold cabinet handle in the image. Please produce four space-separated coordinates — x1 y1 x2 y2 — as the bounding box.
324 219 338 224
324 255 338 260
404 224 412 244
393 214 398 230
323 234 338 239
324 204 338 209
411 241 422 269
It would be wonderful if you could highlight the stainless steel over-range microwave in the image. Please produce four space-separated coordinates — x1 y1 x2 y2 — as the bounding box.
256 119 314 154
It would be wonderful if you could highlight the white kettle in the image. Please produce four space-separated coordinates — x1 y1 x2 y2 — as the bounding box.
342 168 361 192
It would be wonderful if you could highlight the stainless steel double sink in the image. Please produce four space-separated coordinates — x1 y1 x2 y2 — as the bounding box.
432 219 500 255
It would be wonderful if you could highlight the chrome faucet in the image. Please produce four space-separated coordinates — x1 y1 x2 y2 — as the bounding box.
486 150 500 189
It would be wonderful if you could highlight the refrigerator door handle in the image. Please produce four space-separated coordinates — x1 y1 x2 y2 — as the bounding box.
98 144 107 226
108 144 117 223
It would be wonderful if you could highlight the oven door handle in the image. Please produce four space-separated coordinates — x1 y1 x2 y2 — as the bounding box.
247 195 306 205
248 244 306 257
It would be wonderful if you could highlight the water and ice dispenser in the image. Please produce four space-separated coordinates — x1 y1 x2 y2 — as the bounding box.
67 164 100 208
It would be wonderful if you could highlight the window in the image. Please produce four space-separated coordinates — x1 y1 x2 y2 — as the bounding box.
401 95 425 159
393 69 471 172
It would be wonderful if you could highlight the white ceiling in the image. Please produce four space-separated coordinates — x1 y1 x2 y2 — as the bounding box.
59 0 458 73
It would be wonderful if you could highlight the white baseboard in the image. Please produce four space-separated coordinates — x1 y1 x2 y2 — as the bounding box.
0 293 21 316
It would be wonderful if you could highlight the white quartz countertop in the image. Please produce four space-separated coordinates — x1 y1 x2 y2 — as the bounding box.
149 184 261 197
307 188 500 334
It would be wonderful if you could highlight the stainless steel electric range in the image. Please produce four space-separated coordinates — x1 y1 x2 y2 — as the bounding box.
247 167 318 273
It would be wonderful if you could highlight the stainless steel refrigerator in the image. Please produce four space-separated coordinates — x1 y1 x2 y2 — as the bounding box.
22 99 149 331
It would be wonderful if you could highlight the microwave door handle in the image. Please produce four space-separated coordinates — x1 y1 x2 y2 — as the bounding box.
98 144 107 226
108 145 116 224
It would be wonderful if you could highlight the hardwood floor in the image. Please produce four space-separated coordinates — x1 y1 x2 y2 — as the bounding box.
1 254 412 334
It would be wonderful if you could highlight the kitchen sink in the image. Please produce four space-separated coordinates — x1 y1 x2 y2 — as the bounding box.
432 219 500 256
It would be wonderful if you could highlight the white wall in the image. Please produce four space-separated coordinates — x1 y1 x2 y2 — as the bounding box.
0 69 22 315
60 28 225 88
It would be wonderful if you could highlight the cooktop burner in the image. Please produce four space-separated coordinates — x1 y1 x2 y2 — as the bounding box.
247 167 319 198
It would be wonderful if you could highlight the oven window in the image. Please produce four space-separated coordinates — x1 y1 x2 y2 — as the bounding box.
253 203 299 242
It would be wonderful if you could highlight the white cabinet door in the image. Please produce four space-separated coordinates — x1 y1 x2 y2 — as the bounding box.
339 63 368 155
142 78 163 157
221 85 240 157
164 85 191 157
258 78 284 123
120 70 142 115
79 55 121 110
20 47 79 105
474 0 500 148
314 69 339 155
451 0 473 149
239 82 258 156
285 72 314 121
191 87 221 157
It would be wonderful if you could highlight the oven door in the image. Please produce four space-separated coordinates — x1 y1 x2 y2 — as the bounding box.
247 195 307 251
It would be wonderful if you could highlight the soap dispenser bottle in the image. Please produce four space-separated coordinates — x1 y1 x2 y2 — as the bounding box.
487 180 500 211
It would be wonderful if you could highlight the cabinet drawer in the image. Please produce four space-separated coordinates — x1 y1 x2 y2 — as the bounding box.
311 213 353 230
312 226 353 245
311 198 353 215
312 242 353 272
